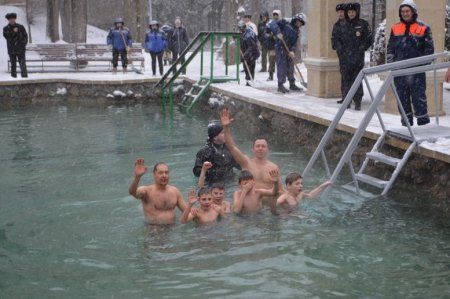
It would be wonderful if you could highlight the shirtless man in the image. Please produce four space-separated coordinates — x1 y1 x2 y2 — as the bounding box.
233 169 279 214
276 172 332 213
181 188 224 225
220 107 283 194
129 159 187 224
198 161 231 213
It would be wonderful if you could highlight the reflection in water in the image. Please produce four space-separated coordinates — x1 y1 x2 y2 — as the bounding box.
0 103 449 298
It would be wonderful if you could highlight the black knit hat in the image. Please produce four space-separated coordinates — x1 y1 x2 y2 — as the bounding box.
5 13 17 20
207 122 223 141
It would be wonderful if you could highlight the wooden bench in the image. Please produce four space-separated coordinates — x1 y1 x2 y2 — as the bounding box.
8 43 145 72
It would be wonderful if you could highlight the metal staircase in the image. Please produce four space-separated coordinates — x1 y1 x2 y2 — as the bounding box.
155 31 241 113
303 52 450 197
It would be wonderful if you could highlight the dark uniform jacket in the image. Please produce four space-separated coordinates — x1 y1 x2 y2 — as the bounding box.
387 20 434 63
241 28 260 62
269 19 298 52
331 19 349 61
170 26 189 54
3 23 28 55
341 16 372 66
193 142 240 184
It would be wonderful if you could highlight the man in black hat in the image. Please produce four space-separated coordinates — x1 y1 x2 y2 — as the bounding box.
193 122 240 185
3 13 28 78
332 3 349 104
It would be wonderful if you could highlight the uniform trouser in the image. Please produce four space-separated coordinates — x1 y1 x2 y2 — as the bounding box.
268 50 275 73
172 50 186 74
150 52 164 75
10 53 28 77
394 73 430 126
275 47 294 84
260 45 268 71
243 58 256 81
112 48 127 68
341 60 364 104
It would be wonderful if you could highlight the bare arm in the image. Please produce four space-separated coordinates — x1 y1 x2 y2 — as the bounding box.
181 190 196 223
220 108 250 169
176 188 187 212
303 181 333 199
197 161 212 188
129 158 147 200
232 190 246 214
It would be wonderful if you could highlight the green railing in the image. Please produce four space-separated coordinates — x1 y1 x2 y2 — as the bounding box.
155 31 241 112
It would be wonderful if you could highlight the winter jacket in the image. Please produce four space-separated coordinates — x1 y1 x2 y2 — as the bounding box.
257 19 268 44
240 28 260 62
193 142 240 184
268 19 298 51
160 24 173 50
145 29 167 53
3 23 28 55
340 15 372 66
331 19 349 59
170 26 189 54
387 20 434 63
107 27 132 50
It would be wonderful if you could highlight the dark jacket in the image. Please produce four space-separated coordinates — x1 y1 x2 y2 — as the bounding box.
387 20 434 63
170 26 189 54
145 29 167 53
107 27 132 50
340 14 373 65
269 19 298 51
3 23 28 55
331 19 349 59
241 28 260 62
193 142 240 184
160 24 173 50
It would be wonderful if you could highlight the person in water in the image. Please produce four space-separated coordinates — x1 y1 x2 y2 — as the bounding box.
275 172 332 213
129 159 187 224
197 161 232 213
181 187 224 225
193 122 240 185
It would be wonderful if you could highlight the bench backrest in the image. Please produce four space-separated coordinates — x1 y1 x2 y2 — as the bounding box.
76 43 144 60
26 44 77 61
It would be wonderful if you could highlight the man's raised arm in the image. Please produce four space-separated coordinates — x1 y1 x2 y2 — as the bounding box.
129 158 147 199
220 107 250 169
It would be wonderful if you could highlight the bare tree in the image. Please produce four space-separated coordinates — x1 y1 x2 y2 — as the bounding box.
60 0 87 43
46 0 59 42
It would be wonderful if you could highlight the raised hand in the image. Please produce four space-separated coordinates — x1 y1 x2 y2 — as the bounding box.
242 180 254 193
188 190 198 206
202 161 213 171
134 158 147 177
268 169 280 182
220 107 234 127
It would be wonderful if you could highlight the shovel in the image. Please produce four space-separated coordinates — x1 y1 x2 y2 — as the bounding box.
280 37 307 88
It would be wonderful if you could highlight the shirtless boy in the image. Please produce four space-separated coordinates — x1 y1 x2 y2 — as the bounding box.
233 169 279 214
129 159 187 224
181 188 224 225
220 107 283 193
276 172 332 212
198 161 231 213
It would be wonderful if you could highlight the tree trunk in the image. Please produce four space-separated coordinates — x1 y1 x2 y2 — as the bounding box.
60 0 87 43
47 0 60 42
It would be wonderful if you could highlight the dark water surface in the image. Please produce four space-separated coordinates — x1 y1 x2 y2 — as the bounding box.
0 103 449 298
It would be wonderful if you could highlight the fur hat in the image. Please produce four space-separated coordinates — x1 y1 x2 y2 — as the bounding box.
5 13 17 20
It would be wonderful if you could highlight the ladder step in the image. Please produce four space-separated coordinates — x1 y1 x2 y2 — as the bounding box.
355 174 389 189
366 152 401 166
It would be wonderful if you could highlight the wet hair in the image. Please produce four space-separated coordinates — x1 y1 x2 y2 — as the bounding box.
197 187 211 197
238 170 254 183
211 182 225 191
252 137 268 147
153 162 168 173
285 172 303 186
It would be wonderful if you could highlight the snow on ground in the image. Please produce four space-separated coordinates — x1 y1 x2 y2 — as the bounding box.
0 5 449 157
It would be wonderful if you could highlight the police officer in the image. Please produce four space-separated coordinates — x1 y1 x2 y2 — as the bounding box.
3 13 28 78
107 17 133 74
387 0 434 126
193 123 240 185
339 3 372 110
331 3 349 104
238 20 259 86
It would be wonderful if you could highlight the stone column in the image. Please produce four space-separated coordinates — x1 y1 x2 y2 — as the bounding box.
303 0 342 98
384 0 446 116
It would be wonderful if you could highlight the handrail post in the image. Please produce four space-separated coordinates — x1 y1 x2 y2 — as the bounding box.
225 35 229 76
200 34 204 77
236 35 240 84
169 81 173 112
210 33 214 80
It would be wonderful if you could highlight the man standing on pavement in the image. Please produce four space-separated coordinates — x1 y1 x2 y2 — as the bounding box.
3 13 28 78
331 3 349 104
387 0 434 126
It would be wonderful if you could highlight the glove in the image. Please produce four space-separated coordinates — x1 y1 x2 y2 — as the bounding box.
289 51 295 59
276 33 283 40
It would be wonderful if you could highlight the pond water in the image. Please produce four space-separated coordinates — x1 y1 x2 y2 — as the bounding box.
0 103 449 298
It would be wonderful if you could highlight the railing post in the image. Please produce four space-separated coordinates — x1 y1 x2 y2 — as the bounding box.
236 35 240 84
210 33 214 80
200 34 204 77
161 85 166 111
169 81 173 112
225 35 229 76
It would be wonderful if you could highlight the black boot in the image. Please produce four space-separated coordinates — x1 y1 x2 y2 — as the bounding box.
278 83 289 93
289 81 302 91
354 98 362 111
337 99 344 104
267 72 273 81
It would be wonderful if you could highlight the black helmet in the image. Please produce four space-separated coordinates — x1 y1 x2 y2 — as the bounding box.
336 3 346 11
260 10 269 18
207 123 223 141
